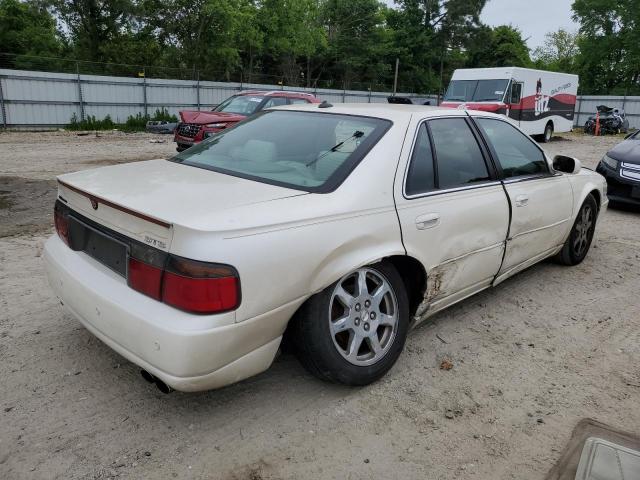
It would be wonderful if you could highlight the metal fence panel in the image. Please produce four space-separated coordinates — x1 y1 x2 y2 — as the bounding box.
0 75 6 127
575 95 640 129
1 68 636 130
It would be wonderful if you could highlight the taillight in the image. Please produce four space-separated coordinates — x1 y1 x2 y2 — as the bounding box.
162 256 239 313
53 199 240 314
54 200 70 246
128 258 163 300
127 247 240 315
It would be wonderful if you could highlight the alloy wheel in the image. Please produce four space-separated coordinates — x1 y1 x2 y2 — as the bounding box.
573 204 594 256
328 268 399 367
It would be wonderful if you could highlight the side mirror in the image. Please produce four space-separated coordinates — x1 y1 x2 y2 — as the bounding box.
553 155 582 174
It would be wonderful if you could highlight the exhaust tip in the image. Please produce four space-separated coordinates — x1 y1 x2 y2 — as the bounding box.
155 379 173 394
141 369 174 393
140 369 156 384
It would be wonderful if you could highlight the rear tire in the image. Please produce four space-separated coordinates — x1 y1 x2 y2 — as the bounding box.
291 261 410 386
555 194 598 266
542 122 554 143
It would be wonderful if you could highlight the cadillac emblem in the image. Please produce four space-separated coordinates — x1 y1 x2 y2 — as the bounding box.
90 198 99 210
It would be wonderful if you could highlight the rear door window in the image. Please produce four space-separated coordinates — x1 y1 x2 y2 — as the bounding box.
428 118 491 189
405 124 435 195
475 118 549 178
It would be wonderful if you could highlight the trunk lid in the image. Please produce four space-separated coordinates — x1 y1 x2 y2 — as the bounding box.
179 110 246 124
57 159 307 250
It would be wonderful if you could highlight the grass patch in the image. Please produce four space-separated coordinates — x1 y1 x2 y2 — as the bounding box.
67 108 177 132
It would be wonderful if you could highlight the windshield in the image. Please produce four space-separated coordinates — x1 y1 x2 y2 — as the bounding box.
214 95 266 115
444 79 509 102
171 110 391 192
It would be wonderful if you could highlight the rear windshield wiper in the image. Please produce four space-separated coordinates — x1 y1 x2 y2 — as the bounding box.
306 131 364 167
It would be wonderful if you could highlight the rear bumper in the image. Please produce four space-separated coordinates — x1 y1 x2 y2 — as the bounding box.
44 235 287 391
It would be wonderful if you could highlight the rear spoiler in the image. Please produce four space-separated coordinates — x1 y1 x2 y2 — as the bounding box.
58 179 171 229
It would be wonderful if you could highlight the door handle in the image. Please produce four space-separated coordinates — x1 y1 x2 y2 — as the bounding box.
415 213 440 230
515 194 529 207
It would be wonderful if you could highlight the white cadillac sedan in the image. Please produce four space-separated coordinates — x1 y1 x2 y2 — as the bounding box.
44 103 607 392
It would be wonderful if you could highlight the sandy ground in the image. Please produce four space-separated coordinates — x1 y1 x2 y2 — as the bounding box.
0 129 639 480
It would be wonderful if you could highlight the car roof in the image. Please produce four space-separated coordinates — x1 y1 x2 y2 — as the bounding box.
269 102 505 122
237 90 318 99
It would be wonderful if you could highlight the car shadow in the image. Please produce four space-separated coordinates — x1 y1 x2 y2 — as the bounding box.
608 201 640 214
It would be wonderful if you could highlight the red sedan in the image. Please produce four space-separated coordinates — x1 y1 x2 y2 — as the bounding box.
174 90 320 151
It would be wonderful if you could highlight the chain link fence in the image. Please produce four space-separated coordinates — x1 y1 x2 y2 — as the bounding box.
0 52 419 97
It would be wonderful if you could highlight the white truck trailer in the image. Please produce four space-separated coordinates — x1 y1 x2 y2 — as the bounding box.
441 67 579 142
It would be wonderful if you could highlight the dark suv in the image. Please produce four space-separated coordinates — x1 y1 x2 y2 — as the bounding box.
596 130 640 206
174 90 320 151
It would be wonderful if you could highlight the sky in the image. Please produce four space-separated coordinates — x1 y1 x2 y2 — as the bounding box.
383 0 579 50
480 0 579 49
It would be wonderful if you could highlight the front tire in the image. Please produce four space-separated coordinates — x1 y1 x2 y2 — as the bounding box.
584 121 594 135
291 262 410 386
555 194 598 265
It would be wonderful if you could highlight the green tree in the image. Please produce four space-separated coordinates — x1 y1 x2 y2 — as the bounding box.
532 29 579 73
49 0 136 64
140 0 257 80
0 0 63 68
317 0 392 89
387 0 487 93
2 0 556 95
572 0 640 94
259 0 325 85
468 25 531 68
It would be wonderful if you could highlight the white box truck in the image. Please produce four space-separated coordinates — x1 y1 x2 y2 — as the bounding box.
441 67 579 142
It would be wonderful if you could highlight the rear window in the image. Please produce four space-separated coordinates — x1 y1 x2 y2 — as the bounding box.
171 110 391 192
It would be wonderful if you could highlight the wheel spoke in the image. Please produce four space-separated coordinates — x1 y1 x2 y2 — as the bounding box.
334 285 355 308
347 332 364 359
378 313 395 327
366 335 382 355
585 219 593 232
331 315 351 335
357 270 369 297
371 283 390 309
